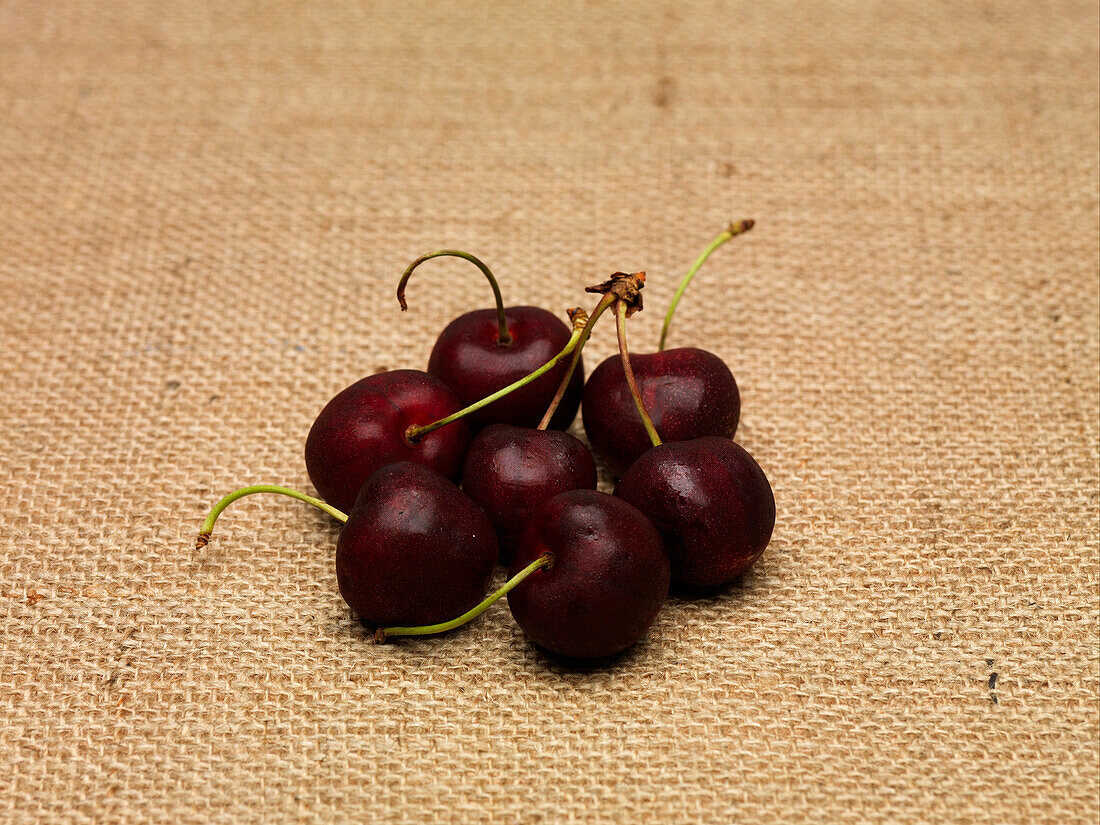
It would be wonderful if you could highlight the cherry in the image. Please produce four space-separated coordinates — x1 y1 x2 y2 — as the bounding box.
398 250 584 431
506 490 669 659
580 221 753 476
336 462 498 627
582 348 740 477
197 463 498 629
614 437 775 587
304 369 469 513
460 424 597 562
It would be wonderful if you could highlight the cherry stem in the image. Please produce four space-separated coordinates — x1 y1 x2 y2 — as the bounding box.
375 553 554 642
406 309 588 442
658 219 754 352
616 298 662 447
535 292 617 430
197 485 348 549
397 250 512 345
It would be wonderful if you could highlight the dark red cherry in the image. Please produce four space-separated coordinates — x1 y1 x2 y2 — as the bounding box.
460 424 597 563
429 306 585 431
614 436 774 588
581 347 739 477
507 490 669 659
305 369 470 513
336 462 498 627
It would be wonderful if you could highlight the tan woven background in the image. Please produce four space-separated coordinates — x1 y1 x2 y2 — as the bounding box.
2 2 1098 823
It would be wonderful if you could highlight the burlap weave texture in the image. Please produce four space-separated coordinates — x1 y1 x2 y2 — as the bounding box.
1 2 1098 823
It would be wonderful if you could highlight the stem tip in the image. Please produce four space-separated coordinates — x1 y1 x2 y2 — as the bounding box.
196 532 210 550
584 271 647 316
374 628 388 644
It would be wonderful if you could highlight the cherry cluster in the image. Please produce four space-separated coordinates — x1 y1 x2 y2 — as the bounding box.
200 222 774 660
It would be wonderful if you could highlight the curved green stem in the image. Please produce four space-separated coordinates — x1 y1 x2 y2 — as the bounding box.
376 553 554 642
397 250 512 344
407 309 588 441
535 292 617 430
616 299 662 447
658 219 754 352
197 485 347 549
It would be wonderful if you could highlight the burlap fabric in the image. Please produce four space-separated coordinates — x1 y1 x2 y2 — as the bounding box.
2 2 1097 823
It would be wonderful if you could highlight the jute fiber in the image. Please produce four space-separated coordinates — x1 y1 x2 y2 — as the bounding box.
1 2 1097 823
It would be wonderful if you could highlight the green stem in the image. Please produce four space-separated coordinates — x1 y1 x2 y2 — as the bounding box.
658 219 754 352
535 292 617 430
376 553 554 642
197 485 348 549
616 299 662 447
397 250 512 344
407 309 588 441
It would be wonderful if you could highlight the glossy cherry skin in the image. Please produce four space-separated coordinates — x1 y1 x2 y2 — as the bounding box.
614 436 774 588
460 424 597 563
336 462 498 628
581 347 739 477
507 490 669 659
305 369 470 513
428 306 585 431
